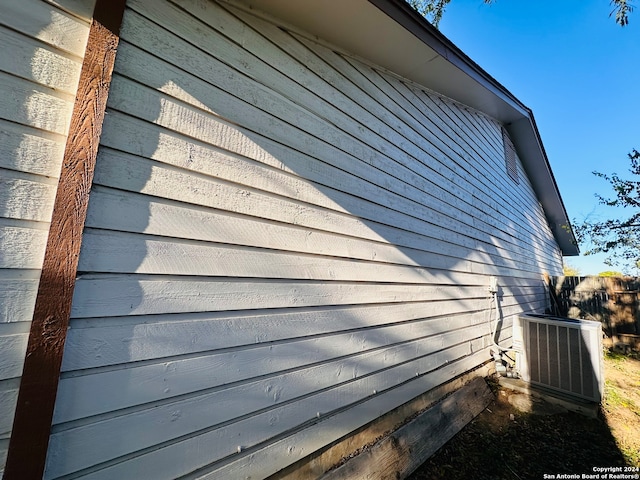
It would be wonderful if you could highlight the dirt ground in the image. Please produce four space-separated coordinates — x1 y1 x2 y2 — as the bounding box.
409 351 640 480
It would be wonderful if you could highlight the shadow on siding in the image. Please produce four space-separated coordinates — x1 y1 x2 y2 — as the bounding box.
40 1 562 479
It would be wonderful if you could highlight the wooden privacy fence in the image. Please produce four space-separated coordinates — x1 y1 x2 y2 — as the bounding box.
550 276 640 344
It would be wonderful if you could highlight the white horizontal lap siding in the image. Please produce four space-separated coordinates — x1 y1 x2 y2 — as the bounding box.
115 0 540 274
194 0 559 272
60 290 541 373
361 68 560 271
50 0 557 478
0 0 93 473
340 52 558 264
275 24 558 266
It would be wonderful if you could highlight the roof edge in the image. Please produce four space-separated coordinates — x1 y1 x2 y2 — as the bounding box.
367 0 527 117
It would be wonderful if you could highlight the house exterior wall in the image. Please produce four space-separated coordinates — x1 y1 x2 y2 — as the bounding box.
44 0 563 478
1 0 563 478
0 0 95 474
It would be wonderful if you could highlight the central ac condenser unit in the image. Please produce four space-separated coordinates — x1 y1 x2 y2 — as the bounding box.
512 314 603 403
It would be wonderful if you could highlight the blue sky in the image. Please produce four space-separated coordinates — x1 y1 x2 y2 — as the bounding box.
438 1 640 274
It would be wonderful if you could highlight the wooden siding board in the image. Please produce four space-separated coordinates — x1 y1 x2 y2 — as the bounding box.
224 6 417 153
50 353 485 480
84 185 548 280
99 99 546 278
0 224 48 270
0 0 91 56
163 0 468 204
83 187 486 276
0 119 66 178
179 351 489 480
422 115 560 269
308 77 556 270
423 85 558 256
96 91 476 244
430 94 538 222
54 325 482 440
0 72 75 136
0 334 29 381
91 139 536 275
95 102 545 277
395 81 529 215
0 440 7 476
120 5 510 249
69 274 487 318
294 37 480 184
0 25 83 93
0 170 58 223
0 386 19 437
78 229 485 284
228 6 549 257
87 164 519 276
0 274 40 324
276 42 558 274
0 328 29 445
46 0 96 22
102 71 484 256
192 1 477 207
356 60 558 260
92 126 470 247
369 69 560 263
51 290 547 426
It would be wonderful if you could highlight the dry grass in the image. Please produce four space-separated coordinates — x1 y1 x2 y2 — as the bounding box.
602 351 640 465
409 351 640 480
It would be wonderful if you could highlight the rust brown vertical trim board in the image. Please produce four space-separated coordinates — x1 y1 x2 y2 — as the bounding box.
3 1 126 478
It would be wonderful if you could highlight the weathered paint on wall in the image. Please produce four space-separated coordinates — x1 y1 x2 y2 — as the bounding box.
1 0 566 478
40 1 561 478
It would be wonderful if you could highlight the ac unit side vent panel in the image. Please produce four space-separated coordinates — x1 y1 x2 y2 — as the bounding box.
514 314 603 403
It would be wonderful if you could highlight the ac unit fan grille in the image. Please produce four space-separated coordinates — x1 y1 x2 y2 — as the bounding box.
515 315 603 403
528 322 596 399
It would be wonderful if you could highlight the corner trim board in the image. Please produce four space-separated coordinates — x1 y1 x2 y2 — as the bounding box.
3 1 127 478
